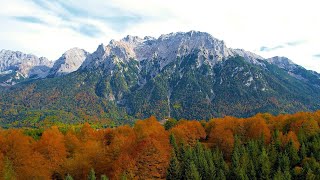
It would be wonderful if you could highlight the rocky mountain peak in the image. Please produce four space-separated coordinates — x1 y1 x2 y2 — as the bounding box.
266 56 297 71
121 35 144 44
79 31 301 76
0 49 53 85
81 31 266 72
48 47 89 77
0 49 53 76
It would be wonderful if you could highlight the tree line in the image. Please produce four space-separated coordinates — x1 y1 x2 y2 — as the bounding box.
0 111 319 179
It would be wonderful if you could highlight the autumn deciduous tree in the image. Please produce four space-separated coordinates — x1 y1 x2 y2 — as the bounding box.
207 117 239 157
244 117 271 144
0 152 3 177
170 120 206 146
209 128 234 158
34 126 67 175
64 123 105 179
79 123 96 141
64 131 81 157
132 116 171 179
0 130 50 179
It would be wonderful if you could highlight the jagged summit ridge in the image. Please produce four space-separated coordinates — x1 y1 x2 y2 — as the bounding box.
1 31 320 122
0 49 53 76
81 31 266 71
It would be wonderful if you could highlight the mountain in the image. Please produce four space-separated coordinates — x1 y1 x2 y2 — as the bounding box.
267 56 320 87
0 50 53 86
0 31 319 127
0 48 89 86
48 48 89 77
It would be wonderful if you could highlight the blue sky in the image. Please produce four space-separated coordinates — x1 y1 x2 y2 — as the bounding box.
0 0 319 72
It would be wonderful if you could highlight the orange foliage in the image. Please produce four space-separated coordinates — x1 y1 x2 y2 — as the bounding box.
207 117 241 156
244 117 271 143
132 117 170 179
0 152 3 177
35 126 67 173
170 120 206 146
209 128 234 157
0 130 50 179
78 122 96 141
111 116 171 179
64 131 81 157
0 111 318 179
106 125 137 179
63 123 106 179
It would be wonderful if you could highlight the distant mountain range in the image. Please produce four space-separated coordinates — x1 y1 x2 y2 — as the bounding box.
0 48 88 86
0 31 319 126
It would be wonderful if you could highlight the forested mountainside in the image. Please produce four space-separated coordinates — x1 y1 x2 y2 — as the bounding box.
0 31 320 127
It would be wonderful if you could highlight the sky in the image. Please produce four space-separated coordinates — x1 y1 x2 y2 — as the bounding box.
0 0 319 72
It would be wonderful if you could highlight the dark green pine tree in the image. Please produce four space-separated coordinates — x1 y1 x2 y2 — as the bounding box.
231 137 246 179
273 168 285 180
204 149 216 179
217 169 227 180
170 133 179 155
300 143 307 160
212 149 229 179
272 130 282 150
258 148 271 180
181 146 194 179
193 142 209 179
305 169 316 180
285 140 300 167
166 151 181 180
269 132 280 169
248 159 257 180
278 152 290 172
283 169 292 180
88 168 96 180
100 175 109 180
247 140 260 172
185 161 201 180
164 119 177 130
65 174 73 180
239 147 250 180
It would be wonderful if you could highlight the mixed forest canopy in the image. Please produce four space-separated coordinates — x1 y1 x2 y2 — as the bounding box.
0 111 320 179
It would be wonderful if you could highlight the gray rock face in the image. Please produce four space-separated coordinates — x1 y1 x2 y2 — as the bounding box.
81 31 265 72
266 56 298 71
0 50 53 76
48 48 89 77
1 31 312 87
232 49 264 65
0 50 53 85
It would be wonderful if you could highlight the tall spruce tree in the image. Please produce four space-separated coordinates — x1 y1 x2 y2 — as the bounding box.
65 174 73 180
100 175 109 180
166 151 181 180
259 148 271 180
185 161 201 180
88 168 96 180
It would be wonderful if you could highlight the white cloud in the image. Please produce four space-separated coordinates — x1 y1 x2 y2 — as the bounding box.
0 0 319 72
